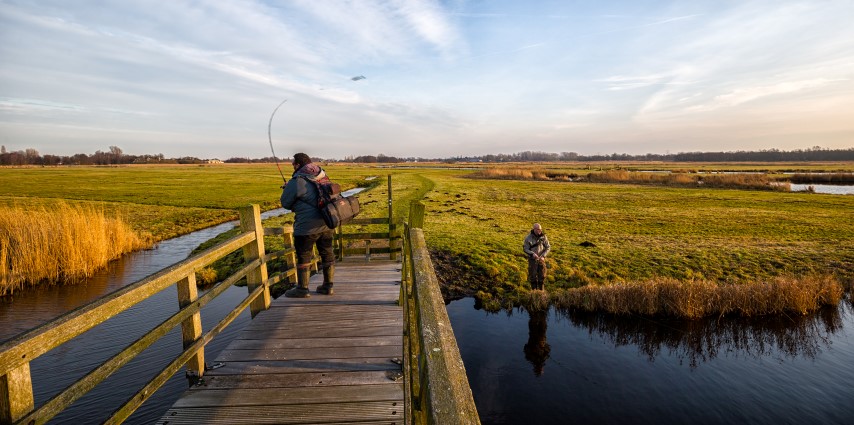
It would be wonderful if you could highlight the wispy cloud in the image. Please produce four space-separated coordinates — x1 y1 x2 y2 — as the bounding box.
691 78 844 111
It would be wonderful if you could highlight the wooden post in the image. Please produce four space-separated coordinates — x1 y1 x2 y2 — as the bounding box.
409 201 426 229
365 240 371 262
239 205 270 318
1 363 34 423
282 226 297 285
176 273 204 378
388 175 397 260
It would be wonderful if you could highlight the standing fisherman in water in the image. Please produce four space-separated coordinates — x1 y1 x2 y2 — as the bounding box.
280 153 336 297
523 223 551 290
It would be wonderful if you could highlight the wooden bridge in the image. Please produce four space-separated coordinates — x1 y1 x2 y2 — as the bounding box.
0 179 480 425
158 260 405 424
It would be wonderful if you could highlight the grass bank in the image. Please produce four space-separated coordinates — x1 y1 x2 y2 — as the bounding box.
414 168 853 317
0 202 151 295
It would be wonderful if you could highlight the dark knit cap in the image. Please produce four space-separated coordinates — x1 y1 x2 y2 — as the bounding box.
293 153 311 167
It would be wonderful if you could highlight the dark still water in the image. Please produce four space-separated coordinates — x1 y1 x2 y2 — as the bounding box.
447 298 854 425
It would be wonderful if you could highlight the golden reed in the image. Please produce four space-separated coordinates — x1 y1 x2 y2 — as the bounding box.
0 202 150 295
546 275 843 318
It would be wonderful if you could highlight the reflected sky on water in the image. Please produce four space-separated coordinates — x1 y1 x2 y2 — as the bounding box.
448 297 854 424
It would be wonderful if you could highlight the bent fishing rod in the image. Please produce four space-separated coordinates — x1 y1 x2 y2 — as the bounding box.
268 99 288 185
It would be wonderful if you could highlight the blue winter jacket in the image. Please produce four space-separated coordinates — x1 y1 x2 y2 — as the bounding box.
280 165 329 235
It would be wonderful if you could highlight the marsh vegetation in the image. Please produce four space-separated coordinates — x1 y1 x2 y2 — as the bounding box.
0 202 151 295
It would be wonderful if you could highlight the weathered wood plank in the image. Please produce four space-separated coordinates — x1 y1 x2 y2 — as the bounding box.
172 383 402 408
203 358 401 376
0 362 33 423
198 370 397 389
249 311 402 324
244 321 402 335
240 326 402 340
240 205 271 317
227 336 402 350
260 304 402 314
158 402 402 425
408 227 480 424
217 345 401 362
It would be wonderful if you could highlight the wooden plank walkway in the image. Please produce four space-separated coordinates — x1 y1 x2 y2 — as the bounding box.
158 260 405 425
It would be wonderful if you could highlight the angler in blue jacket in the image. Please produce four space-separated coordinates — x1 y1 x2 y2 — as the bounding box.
280 153 335 297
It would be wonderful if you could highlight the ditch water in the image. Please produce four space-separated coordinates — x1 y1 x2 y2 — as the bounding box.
447 298 854 424
789 184 854 195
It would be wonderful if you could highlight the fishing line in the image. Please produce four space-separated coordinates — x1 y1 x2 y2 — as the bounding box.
268 99 288 184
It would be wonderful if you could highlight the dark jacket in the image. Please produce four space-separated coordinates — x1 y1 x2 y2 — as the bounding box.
280 164 329 235
523 231 551 258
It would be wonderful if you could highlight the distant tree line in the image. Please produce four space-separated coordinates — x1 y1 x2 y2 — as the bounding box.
0 145 211 166
2 145 852 166
340 147 854 163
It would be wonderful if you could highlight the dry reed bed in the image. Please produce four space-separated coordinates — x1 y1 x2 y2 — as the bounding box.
530 275 844 319
0 202 150 295
471 168 791 191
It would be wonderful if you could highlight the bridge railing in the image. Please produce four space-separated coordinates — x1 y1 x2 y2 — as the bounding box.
0 204 294 424
335 175 403 261
401 202 481 425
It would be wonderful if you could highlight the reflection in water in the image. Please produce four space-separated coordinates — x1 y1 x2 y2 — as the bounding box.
555 305 844 368
523 309 550 376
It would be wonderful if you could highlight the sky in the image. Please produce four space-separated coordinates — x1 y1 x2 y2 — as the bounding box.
1 0 853 160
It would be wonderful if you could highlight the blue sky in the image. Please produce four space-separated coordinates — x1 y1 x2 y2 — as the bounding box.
1 0 852 159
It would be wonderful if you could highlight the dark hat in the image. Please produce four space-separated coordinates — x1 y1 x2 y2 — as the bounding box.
293 153 311 167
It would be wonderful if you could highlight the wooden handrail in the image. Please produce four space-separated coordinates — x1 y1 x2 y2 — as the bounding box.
401 202 480 425
0 204 293 424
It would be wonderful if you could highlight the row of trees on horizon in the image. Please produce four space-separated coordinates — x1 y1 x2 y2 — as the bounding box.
1 144 853 166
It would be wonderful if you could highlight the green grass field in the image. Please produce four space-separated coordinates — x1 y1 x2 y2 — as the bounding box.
416 171 853 309
2 163 852 315
0 164 374 240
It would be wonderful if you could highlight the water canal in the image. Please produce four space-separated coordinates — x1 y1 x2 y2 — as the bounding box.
447 298 854 424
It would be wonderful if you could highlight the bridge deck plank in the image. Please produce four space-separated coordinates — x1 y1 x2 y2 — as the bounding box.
158 260 405 425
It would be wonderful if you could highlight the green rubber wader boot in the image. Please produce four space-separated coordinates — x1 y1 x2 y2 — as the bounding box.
316 265 334 295
285 268 311 298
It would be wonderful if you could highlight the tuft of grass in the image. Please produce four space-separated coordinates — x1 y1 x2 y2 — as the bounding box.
195 267 218 286
0 202 152 295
